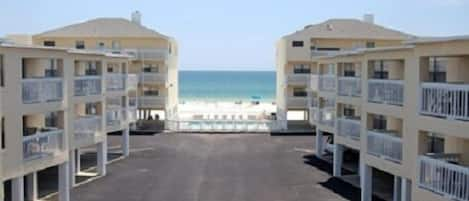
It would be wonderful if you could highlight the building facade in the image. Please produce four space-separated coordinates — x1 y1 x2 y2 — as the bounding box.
277 16 469 201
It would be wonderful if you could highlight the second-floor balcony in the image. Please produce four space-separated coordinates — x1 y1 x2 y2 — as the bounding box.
367 130 402 163
337 117 361 140
74 76 102 96
22 78 63 104
106 108 126 128
309 106 319 124
139 72 167 84
287 96 308 108
138 96 166 108
368 79 404 106
418 153 469 201
420 82 469 121
127 74 138 90
338 77 361 97
309 75 319 90
23 128 63 161
318 107 335 127
74 115 102 142
106 73 126 92
319 75 336 92
286 74 310 86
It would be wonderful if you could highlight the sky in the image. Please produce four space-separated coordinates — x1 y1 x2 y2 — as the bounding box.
1 0 469 71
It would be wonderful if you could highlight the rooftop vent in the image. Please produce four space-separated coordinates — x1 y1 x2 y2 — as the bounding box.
363 14 374 24
326 24 333 31
131 11 142 25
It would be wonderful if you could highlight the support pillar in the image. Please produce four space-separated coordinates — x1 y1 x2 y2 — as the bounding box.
333 144 344 177
26 172 37 201
58 162 70 201
393 176 402 201
401 178 411 201
315 128 324 157
360 163 372 201
122 127 130 157
97 140 107 176
76 149 81 173
68 150 76 187
12 176 24 201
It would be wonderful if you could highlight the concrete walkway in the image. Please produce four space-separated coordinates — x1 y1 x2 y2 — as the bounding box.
65 134 381 201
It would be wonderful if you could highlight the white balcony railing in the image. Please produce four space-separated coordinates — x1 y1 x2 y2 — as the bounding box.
286 74 310 86
127 74 138 90
106 73 125 91
309 74 319 90
337 117 361 140
23 129 63 161
127 108 137 122
166 119 283 132
74 115 102 141
125 49 169 60
420 82 469 121
22 78 63 104
138 96 166 108
319 108 335 127
338 77 361 97
106 108 126 128
309 107 319 124
319 75 336 92
367 130 402 163
368 79 404 106
419 155 469 201
287 96 308 108
139 72 167 84
74 76 102 96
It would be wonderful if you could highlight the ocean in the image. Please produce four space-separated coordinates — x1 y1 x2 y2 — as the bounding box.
179 70 276 102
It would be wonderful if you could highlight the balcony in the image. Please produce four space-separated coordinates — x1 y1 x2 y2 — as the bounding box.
319 108 335 127
286 74 309 86
74 76 102 96
127 74 138 90
106 108 126 128
106 73 126 91
124 49 169 60
129 97 138 108
368 79 404 106
337 117 361 140
127 108 137 122
138 96 166 108
418 154 469 201
74 115 102 142
338 77 361 97
309 107 319 124
22 78 63 104
319 75 336 92
367 130 402 163
139 72 167 84
23 128 63 161
420 82 469 121
287 96 308 108
309 75 319 90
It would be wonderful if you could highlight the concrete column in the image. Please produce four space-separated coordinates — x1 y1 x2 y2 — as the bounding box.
393 176 402 201
333 144 344 177
12 176 24 201
122 127 130 157
97 140 107 176
68 150 76 187
360 163 372 201
76 149 81 173
58 162 70 201
401 178 411 201
315 128 324 157
26 172 37 201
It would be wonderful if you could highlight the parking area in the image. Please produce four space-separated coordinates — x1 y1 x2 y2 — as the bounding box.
50 134 383 201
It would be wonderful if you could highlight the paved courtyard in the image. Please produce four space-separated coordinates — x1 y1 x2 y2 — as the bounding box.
70 134 377 201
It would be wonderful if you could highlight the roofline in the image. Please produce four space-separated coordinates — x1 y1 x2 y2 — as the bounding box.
312 45 415 60
405 35 469 44
0 44 130 58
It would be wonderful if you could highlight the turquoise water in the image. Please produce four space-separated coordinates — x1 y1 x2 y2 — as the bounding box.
179 70 276 102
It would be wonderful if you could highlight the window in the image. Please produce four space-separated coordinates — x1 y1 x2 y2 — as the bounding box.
0 55 4 87
372 115 386 130
144 89 159 96
85 103 97 115
1 117 5 149
372 61 389 79
293 64 310 74
325 64 335 75
343 63 355 77
43 41 55 47
111 41 120 50
86 61 98 75
292 41 304 47
317 47 340 51
426 133 445 154
429 57 447 82
343 105 355 117
143 64 159 73
293 88 307 97
97 42 105 49
45 59 59 77
366 41 375 48
75 41 85 49
45 112 58 127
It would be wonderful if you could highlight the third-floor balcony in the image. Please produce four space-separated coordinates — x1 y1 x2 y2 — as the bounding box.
368 79 404 106
23 128 63 161
74 115 102 143
139 72 167 85
22 77 63 104
126 74 138 90
420 82 469 121
74 76 102 96
138 96 166 108
106 73 126 92
286 73 310 86
367 130 402 163
318 107 335 127
337 117 361 140
124 49 169 61
287 96 308 108
338 77 361 97
319 75 336 92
